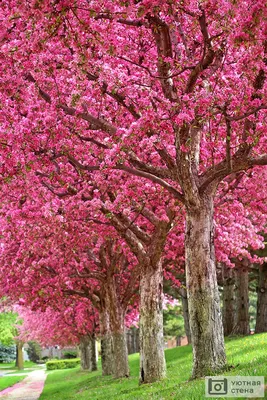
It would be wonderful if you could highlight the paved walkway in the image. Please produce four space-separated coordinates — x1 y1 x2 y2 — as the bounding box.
0 370 46 400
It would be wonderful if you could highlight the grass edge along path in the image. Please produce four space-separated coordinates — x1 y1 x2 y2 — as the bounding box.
39 333 267 400
0 361 45 392
0 375 25 392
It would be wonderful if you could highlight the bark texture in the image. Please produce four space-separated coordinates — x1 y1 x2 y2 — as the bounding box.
126 327 139 354
100 335 114 375
180 289 191 344
255 263 267 333
99 308 114 376
113 331 129 378
222 264 235 336
80 335 97 372
139 259 166 384
186 196 226 378
101 276 130 378
232 262 250 335
90 335 98 371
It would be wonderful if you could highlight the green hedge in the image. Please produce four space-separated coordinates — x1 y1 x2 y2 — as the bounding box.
46 358 80 370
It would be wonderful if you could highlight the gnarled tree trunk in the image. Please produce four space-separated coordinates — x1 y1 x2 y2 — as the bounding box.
222 264 235 336
255 263 267 333
80 334 97 372
232 262 250 335
186 196 226 378
139 259 166 384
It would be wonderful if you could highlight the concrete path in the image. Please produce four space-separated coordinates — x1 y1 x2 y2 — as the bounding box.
0 370 46 400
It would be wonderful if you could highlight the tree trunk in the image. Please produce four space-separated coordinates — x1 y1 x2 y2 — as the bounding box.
80 335 91 371
16 341 24 370
90 335 97 371
186 197 226 378
15 345 18 367
100 337 113 375
76 345 81 358
232 262 250 335
104 278 129 379
80 335 97 372
255 263 267 333
139 259 166 384
99 309 114 376
181 291 191 344
113 329 129 378
222 264 235 336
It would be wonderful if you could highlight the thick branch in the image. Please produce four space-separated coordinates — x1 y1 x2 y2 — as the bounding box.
118 165 184 202
185 9 215 93
25 73 117 134
128 151 173 179
148 15 177 101
227 105 267 122
116 212 151 245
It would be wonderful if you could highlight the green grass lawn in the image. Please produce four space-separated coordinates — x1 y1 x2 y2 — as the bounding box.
0 375 25 391
0 361 37 370
0 360 43 391
39 333 267 400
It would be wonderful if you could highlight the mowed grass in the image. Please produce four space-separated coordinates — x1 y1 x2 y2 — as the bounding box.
0 361 42 391
39 333 267 400
0 361 38 370
0 375 25 391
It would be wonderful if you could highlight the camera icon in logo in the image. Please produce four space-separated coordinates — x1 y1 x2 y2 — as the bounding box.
208 378 228 395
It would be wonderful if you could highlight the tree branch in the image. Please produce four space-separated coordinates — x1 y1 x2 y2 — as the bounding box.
185 8 215 93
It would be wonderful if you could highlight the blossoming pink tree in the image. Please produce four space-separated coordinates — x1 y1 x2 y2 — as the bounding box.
0 193 144 377
16 301 99 371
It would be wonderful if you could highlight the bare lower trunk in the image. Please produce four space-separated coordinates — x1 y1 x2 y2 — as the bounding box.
99 309 114 376
232 263 250 335
127 327 139 355
80 335 97 372
80 335 91 371
181 291 191 344
101 277 129 378
16 341 24 370
100 336 113 375
139 260 166 384
186 198 226 378
90 335 97 371
255 263 267 333
111 307 129 378
113 329 129 378
222 264 235 336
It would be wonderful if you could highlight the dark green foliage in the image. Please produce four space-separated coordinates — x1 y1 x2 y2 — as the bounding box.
26 341 42 363
62 350 77 359
46 358 80 370
0 343 16 363
163 303 185 338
